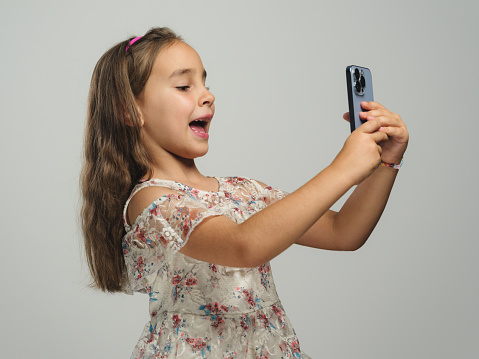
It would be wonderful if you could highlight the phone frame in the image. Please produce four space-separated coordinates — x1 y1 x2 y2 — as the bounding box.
346 65 374 132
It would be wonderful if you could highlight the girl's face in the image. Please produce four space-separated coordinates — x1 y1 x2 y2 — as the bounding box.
136 41 215 161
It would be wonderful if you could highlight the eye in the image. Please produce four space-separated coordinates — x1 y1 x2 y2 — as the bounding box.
176 86 190 91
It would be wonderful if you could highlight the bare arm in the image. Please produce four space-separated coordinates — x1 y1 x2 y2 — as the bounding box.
296 101 408 251
296 165 397 251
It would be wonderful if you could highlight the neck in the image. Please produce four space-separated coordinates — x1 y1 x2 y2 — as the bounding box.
148 150 207 185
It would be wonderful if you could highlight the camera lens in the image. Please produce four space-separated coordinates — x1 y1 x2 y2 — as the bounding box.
360 75 366 88
354 68 360 80
355 80 361 93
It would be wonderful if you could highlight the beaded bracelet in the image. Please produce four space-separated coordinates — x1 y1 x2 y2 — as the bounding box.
379 158 404 170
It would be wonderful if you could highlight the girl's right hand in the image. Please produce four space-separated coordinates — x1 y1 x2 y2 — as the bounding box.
330 116 388 185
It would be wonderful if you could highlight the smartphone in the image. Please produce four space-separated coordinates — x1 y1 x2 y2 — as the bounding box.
346 65 374 132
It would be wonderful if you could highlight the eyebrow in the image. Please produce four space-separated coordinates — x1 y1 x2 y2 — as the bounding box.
168 68 207 80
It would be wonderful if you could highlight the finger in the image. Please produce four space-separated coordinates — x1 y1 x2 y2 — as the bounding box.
371 130 389 143
361 101 386 111
343 112 350 122
379 126 408 141
358 117 381 133
360 108 394 118
359 109 394 122
362 112 404 129
377 115 406 131
361 114 380 123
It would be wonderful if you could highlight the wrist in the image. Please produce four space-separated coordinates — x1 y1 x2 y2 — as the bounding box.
379 157 404 170
380 148 407 166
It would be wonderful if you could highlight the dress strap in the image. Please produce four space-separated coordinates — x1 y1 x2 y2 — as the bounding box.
122 179 178 231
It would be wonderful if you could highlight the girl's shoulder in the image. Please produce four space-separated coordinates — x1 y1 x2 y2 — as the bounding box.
123 180 182 231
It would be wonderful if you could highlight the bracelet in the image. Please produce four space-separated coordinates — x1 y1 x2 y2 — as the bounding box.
379 158 404 170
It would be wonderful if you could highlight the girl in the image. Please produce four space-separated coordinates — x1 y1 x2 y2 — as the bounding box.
81 27 408 358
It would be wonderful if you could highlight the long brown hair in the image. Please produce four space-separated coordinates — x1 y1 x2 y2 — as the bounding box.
81 27 182 292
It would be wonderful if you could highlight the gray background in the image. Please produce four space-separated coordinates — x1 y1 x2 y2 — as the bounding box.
1 0 478 358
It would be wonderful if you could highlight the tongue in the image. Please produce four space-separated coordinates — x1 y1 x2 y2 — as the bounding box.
190 124 206 133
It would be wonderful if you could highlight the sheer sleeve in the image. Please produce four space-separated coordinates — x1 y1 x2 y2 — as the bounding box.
122 193 220 293
261 185 289 206
246 178 289 207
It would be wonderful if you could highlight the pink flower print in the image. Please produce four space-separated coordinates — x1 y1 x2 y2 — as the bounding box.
135 227 148 246
172 314 181 328
242 289 258 308
171 275 182 285
149 204 161 217
135 256 145 280
210 264 218 273
259 264 271 273
200 302 231 315
185 337 207 350
199 302 231 332
186 278 197 286
209 302 220 314
272 304 284 327
257 312 270 328
258 264 271 289
211 315 225 328
291 340 301 354
240 315 249 331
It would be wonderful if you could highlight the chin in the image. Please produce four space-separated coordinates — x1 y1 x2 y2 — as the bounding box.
182 146 209 160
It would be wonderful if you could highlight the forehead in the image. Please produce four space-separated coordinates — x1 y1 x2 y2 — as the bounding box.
152 41 204 79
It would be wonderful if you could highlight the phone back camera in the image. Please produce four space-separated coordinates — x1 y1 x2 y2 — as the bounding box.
353 68 366 95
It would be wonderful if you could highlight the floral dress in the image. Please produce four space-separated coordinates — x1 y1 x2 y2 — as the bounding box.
122 177 311 358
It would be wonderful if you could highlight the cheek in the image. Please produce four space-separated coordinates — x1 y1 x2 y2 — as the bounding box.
143 92 196 126
173 95 196 114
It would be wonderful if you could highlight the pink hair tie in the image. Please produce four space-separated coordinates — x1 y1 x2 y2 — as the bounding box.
126 36 143 52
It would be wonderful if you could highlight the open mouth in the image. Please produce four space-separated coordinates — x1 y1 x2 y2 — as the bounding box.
189 119 208 134
189 115 213 138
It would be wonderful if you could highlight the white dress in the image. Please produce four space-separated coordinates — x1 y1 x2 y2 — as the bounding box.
122 177 311 358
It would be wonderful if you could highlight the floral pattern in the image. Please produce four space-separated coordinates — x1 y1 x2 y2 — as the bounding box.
122 177 310 358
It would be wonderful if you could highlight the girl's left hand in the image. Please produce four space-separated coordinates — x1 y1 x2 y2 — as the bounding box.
343 101 409 164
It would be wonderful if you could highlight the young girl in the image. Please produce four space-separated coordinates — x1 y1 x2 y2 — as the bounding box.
81 27 408 358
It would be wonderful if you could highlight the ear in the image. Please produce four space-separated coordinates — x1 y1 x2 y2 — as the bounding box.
124 105 144 127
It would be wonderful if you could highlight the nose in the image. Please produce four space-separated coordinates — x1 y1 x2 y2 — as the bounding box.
200 86 215 107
